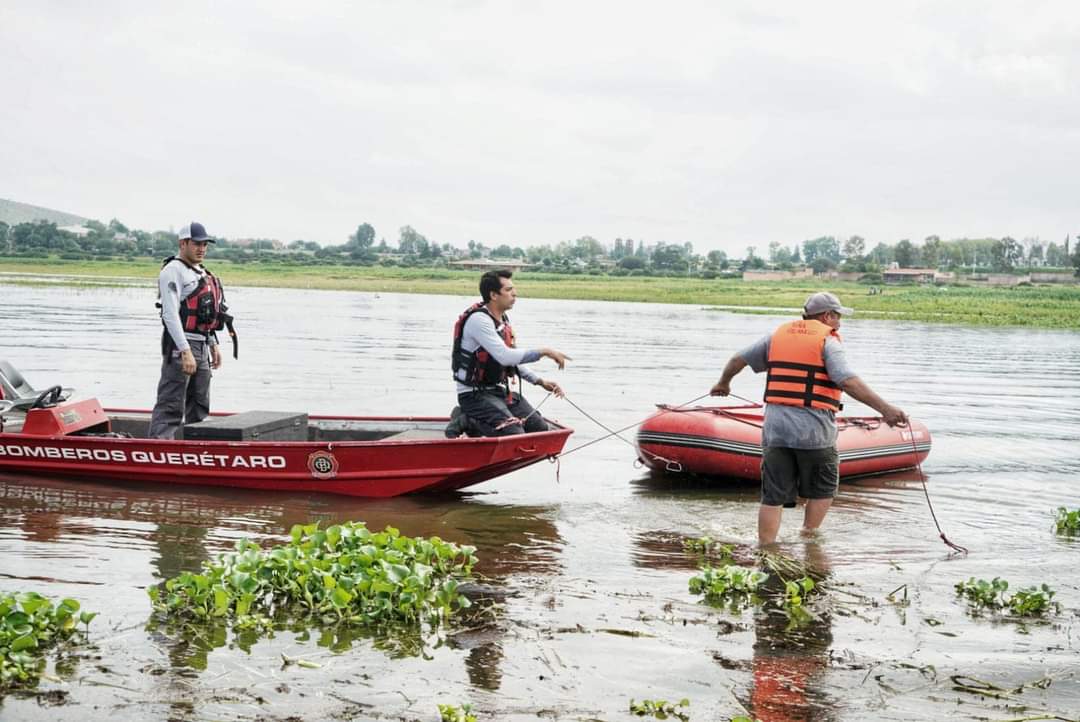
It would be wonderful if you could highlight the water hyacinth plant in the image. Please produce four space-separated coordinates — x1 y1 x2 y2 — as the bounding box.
780 577 817 625
0 591 96 691
629 698 691 721
438 702 477 722
688 564 768 610
1055 507 1080 535
954 577 1009 610
682 536 734 560
954 577 1059 617
1006 584 1059 617
148 522 478 635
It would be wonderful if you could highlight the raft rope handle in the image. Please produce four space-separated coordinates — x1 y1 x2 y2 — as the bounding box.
907 422 969 555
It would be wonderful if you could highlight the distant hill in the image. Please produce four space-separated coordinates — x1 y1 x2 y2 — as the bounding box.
0 198 91 228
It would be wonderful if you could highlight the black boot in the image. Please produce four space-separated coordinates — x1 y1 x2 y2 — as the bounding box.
444 406 469 438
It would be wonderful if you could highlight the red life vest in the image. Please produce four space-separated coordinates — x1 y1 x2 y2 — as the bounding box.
764 320 843 411
451 302 517 387
160 256 228 335
157 256 239 359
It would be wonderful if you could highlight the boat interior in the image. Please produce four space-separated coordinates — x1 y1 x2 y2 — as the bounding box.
0 407 452 442
115 412 452 443
0 359 450 442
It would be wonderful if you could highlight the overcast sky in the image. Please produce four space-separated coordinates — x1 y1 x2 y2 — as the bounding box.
2 1 1077 254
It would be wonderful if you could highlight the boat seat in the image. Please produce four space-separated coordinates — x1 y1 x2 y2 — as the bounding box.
0 360 74 411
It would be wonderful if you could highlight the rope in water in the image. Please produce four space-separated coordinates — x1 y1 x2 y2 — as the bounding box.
907 423 968 555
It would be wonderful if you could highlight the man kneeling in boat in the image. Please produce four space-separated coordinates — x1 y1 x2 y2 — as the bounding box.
448 269 569 437
710 291 908 546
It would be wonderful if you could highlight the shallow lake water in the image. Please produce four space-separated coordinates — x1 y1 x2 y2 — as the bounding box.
1 280 1078 721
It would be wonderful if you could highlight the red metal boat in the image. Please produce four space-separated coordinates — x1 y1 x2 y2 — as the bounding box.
0 363 571 498
635 403 930 480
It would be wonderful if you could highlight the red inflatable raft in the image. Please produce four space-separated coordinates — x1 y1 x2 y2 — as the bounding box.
635 403 930 480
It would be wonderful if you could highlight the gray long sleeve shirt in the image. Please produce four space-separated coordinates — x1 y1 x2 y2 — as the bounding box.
158 260 218 354
738 333 856 449
454 311 542 395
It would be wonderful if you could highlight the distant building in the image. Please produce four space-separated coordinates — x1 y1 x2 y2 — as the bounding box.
1031 272 1077 283
449 259 530 272
230 238 284 250
57 224 91 238
882 268 937 284
742 268 813 282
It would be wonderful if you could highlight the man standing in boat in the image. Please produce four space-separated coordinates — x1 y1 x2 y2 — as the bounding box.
449 269 569 436
149 222 234 439
710 291 908 545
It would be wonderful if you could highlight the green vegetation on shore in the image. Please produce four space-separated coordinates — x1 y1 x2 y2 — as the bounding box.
3 256 1080 329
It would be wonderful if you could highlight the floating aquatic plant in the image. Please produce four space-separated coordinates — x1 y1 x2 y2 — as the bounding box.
682 536 734 560
1055 507 1080 535
954 577 1059 618
0 591 96 691
629 698 690 721
688 564 768 610
148 522 478 647
438 702 477 722
1006 584 1059 617
780 577 817 625
954 577 1009 610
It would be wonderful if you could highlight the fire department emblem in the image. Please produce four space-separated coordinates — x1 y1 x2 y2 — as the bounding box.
307 450 339 479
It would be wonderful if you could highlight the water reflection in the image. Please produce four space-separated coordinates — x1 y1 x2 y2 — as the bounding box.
0 474 563 579
747 543 835 722
0 473 563 693
631 529 837 722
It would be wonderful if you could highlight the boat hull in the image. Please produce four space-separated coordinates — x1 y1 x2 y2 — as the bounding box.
635 405 930 480
0 409 572 497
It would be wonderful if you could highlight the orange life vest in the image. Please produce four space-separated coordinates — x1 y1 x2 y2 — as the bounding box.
764 320 843 411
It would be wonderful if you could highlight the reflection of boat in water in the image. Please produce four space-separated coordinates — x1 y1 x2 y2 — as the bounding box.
0 474 564 579
0 362 572 497
636 404 931 481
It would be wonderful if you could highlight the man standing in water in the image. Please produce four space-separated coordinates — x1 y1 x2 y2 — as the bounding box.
710 291 908 545
149 222 232 439
449 269 569 436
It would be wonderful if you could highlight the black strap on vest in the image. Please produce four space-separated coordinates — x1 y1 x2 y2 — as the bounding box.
765 361 842 410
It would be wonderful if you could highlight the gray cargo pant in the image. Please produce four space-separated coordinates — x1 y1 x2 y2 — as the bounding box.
148 338 212 439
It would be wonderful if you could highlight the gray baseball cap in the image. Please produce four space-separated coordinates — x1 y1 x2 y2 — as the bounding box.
178 221 215 243
804 291 853 316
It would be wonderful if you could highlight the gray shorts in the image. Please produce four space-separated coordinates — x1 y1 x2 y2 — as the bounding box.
760 446 839 507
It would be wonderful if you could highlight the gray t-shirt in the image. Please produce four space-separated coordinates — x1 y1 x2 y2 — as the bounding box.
454 310 542 395
738 333 856 449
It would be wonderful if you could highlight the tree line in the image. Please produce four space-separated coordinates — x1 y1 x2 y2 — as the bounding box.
1 218 1077 278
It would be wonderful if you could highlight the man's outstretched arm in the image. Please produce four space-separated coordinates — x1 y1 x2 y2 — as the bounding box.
710 354 748 396
839 376 908 427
